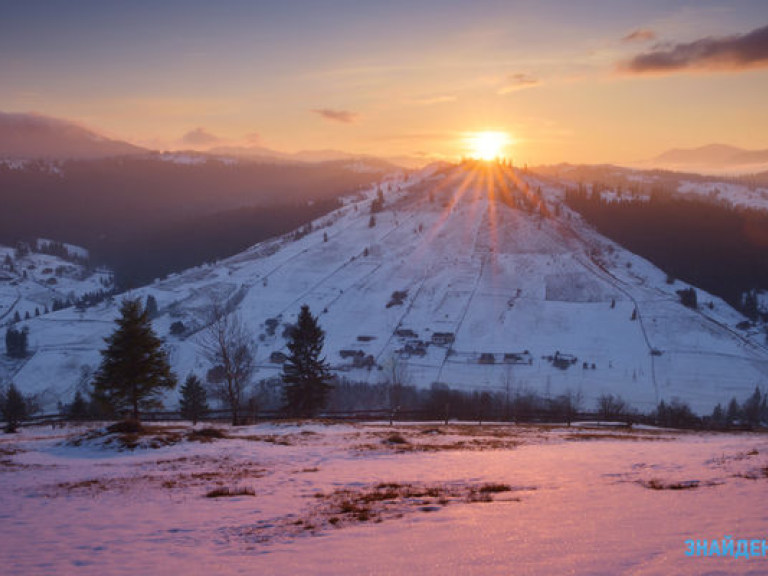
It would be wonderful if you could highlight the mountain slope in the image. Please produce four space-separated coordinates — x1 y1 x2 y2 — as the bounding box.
5 163 767 414
0 155 392 287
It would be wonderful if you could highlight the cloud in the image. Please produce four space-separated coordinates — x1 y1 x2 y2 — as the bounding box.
497 73 540 95
620 24 768 74
181 127 220 146
621 28 656 43
312 108 358 123
412 95 457 106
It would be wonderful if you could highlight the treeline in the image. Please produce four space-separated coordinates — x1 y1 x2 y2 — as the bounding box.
565 185 768 310
38 379 768 431
35 239 88 265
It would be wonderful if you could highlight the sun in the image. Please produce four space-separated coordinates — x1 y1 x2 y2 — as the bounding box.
466 131 511 161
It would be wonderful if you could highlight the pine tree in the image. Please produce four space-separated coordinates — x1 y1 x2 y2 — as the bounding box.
282 305 333 417
743 290 759 321
710 403 725 427
742 386 764 427
2 383 28 433
179 374 209 425
92 299 176 421
726 397 741 425
67 390 90 421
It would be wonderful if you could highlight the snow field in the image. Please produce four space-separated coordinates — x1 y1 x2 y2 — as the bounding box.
1 422 767 575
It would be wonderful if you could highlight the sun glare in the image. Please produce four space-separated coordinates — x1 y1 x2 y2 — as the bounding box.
466 131 511 161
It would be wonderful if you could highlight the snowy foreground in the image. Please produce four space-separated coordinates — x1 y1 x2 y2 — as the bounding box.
2 421 767 575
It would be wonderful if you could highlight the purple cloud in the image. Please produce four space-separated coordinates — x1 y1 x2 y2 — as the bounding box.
621 24 768 74
312 108 358 124
621 29 656 43
498 73 540 95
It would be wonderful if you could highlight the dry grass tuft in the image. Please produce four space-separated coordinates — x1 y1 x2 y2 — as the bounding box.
187 428 227 442
205 486 256 498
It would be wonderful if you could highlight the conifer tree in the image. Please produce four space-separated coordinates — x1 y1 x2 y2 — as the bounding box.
92 299 176 421
1 383 28 433
179 374 209 425
145 294 159 318
282 305 333 417
67 390 90 421
742 386 764 427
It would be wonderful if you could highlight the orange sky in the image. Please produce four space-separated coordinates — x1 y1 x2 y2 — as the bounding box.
1 1 767 165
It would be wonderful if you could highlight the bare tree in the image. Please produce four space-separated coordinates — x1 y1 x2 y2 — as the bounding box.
385 355 409 424
199 303 255 426
597 393 627 422
550 389 583 426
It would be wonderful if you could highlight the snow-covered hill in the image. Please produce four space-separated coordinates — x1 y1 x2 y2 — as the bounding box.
4 163 767 413
0 241 113 323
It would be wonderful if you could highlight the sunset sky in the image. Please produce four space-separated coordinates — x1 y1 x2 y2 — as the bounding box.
2 0 767 165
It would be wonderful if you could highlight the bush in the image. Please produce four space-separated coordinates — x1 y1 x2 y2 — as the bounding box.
106 419 144 435
676 287 698 309
169 321 186 336
5 326 29 358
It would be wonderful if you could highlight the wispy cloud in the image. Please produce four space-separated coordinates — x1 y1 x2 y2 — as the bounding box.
412 95 457 106
497 73 540 95
312 108 358 123
620 24 768 74
181 127 220 146
621 29 656 43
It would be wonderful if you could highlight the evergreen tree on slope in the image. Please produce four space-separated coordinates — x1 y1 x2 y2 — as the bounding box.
282 305 333 417
179 374 209 425
92 299 176 421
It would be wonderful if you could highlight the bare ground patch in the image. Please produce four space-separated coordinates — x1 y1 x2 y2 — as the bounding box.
354 426 526 453
636 478 723 490
564 432 674 442
65 423 187 451
44 454 267 497
225 481 533 544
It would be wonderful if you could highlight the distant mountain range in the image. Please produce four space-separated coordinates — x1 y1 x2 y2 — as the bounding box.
0 111 425 168
0 112 147 159
653 144 768 168
207 145 426 169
